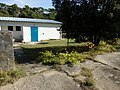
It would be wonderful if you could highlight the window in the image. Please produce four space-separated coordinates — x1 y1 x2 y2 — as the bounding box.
16 26 21 31
8 26 13 31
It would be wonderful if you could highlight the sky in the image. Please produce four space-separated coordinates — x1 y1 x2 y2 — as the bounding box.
0 0 54 9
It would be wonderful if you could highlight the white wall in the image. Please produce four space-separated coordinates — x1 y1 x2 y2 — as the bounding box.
22 23 61 42
0 21 62 42
0 26 1 31
23 26 31 42
38 27 60 41
22 26 61 42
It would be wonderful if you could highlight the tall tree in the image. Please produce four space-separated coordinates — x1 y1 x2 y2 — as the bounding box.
53 0 73 45
8 4 20 17
52 0 120 45
0 3 57 20
48 8 57 19
0 3 9 16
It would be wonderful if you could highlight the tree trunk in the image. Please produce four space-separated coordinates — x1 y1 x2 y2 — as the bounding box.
67 38 69 46
93 35 101 46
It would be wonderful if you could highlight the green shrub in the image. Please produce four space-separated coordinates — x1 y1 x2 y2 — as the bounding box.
68 52 86 64
57 52 79 65
106 38 120 45
57 52 68 65
57 51 86 65
37 51 58 65
114 38 120 45
37 51 87 65
0 69 26 86
67 52 79 65
99 40 107 46
96 44 116 52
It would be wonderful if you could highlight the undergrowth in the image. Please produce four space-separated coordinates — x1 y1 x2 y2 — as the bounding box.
37 51 87 65
81 67 94 86
36 41 116 65
0 69 26 86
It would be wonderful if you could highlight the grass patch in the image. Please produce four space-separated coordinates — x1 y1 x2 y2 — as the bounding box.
81 67 94 86
0 69 26 86
81 67 93 78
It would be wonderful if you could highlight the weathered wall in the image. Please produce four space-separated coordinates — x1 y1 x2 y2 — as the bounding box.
0 31 14 70
1 26 23 40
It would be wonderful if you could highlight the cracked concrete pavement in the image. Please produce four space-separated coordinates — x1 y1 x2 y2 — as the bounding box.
1 51 120 90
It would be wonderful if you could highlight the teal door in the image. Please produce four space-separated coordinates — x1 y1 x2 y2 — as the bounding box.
31 26 38 42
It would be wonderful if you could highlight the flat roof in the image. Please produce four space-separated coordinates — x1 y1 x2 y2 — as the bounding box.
0 17 62 24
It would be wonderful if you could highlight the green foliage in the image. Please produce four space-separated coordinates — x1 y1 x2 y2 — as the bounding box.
99 41 107 46
52 0 120 45
111 38 120 45
37 51 58 65
57 52 68 65
57 52 80 65
0 69 26 86
96 41 116 52
8 4 20 17
0 3 57 20
97 44 116 52
37 51 86 65
83 41 116 58
68 52 86 64
67 52 79 64
22 40 117 65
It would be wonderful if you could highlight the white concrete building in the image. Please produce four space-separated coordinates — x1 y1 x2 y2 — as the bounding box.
0 17 62 42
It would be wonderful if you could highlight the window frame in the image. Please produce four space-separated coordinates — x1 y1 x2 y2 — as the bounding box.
8 26 13 31
16 26 21 31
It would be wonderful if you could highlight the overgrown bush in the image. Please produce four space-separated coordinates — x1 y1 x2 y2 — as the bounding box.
68 52 86 64
114 38 120 45
0 69 26 86
106 38 120 45
96 41 116 52
57 52 68 65
37 51 58 65
83 41 116 58
37 51 87 65
58 51 86 65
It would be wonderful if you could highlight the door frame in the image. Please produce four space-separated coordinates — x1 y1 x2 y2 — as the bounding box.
31 26 38 42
